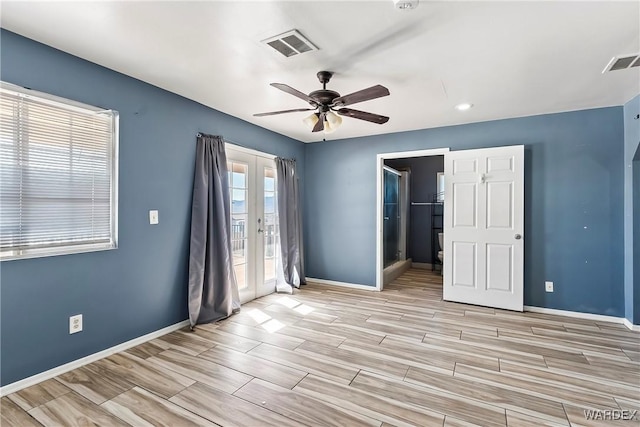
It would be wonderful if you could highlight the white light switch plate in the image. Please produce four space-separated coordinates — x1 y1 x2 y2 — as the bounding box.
149 210 159 225
545 281 554 292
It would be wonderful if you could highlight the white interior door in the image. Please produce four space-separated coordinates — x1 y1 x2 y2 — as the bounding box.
227 148 279 304
443 145 524 311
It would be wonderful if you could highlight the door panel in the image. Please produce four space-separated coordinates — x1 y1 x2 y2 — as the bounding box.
227 151 256 303
486 244 513 291
452 183 477 227
486 155 514 173
452 242 476 287
444 145 524 311
453 158 477 174
486 182 513 229
256 157 280 298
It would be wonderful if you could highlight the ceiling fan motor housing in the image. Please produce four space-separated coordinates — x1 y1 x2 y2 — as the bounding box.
309 90 340 107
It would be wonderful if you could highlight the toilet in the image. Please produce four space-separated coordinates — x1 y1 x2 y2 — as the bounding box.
437 232 444 267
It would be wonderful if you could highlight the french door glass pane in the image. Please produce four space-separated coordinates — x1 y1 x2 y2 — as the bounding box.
228 161 248 289
264 167 279 283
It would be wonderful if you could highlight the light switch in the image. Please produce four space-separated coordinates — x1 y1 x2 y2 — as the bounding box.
149 210 159 225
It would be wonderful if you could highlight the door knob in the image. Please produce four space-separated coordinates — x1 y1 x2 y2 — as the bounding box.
515 234 522 240
258 228 263 233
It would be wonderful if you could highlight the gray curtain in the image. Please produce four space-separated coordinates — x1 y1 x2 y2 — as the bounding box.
276 157 305 289
188 134 240 328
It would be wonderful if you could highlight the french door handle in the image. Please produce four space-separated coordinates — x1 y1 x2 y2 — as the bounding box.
258 228 263 233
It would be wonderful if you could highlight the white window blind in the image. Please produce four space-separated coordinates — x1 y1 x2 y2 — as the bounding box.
0 83 118 260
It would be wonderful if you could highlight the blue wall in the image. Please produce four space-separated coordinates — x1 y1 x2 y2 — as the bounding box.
0 30 304 386
385 156 444 263
624 95 640 324
305 108 625 317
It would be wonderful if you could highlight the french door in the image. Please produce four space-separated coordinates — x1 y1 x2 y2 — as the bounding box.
226 147 280 304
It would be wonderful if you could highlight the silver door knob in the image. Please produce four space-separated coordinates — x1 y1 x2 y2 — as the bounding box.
515 234 522 240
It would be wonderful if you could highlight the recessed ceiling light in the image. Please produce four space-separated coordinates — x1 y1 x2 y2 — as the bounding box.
455 103 473 111
394 0 419 10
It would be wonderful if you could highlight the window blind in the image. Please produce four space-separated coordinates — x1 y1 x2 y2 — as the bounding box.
0 84 118 259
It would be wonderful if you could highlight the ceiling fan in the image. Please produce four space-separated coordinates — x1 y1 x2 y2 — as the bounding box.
254 71 390 133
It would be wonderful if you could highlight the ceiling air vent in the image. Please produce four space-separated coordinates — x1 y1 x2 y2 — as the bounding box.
262 30 318 58
603 54 640 73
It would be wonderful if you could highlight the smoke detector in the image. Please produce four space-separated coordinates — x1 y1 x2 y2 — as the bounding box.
394 0 419 10
262 30 318 58
602 54 640 73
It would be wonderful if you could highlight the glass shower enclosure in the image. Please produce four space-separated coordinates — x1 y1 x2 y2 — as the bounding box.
383 167 401 268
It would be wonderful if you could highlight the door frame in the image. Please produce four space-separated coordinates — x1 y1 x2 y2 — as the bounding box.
226 142 277 304
376 148 450 290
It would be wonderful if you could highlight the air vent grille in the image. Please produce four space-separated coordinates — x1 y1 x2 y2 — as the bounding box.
603 54 640 73
262 30 318 58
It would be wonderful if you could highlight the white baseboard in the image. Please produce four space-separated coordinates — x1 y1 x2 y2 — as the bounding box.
306 277 379 291
0 319 190 397
411 262 433 270
623 318 640 331
383 259 412 286
524 306 638 330
411 262 442 270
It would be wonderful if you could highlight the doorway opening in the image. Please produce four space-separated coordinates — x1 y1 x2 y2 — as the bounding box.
376 148 450 290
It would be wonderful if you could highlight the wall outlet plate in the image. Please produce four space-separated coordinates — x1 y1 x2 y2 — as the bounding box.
69 314 83 334
149 210 159 225
545 281 554 292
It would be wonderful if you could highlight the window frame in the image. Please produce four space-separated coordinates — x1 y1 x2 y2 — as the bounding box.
0 82 119 261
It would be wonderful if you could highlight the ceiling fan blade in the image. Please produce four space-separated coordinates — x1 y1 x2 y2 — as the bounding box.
254 108 315 117
271 83 318 106
331 85 390 107
337 108 389 124
312 112 326 132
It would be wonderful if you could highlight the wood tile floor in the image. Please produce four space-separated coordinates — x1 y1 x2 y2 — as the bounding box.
3 269 639 426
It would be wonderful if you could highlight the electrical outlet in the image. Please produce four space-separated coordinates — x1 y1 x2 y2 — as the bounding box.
149 210 159 225
545 281 554 292
69 314 83 334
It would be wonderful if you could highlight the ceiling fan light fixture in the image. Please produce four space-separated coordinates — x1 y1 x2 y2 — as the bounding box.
455 103 473 111
326 111 343 128
323 111 342 134
303 112 319 128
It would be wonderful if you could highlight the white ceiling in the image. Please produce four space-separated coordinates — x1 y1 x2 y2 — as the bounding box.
2 1 639 143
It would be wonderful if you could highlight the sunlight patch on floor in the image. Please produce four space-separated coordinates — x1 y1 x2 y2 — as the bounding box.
245 297 314 333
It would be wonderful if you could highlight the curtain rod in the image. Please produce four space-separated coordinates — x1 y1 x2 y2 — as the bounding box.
196 132 219 138
195 133 297 162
